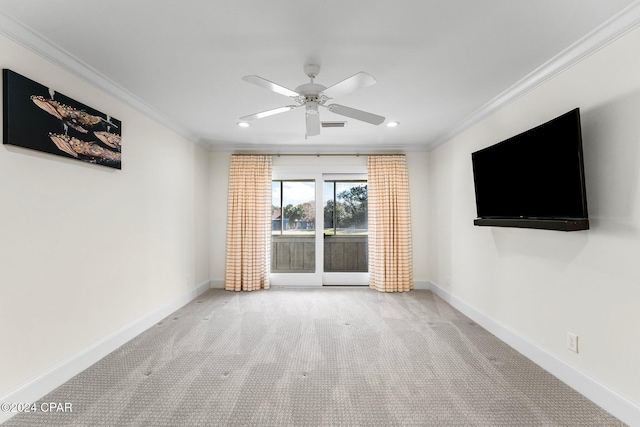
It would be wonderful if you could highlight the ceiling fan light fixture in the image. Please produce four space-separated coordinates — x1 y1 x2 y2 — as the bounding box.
386 121 400 127
305 101 319 115
237 121 250 128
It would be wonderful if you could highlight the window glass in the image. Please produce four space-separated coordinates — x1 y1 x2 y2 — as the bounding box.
323 181 368 272
323 181 367 235
271 181 316 273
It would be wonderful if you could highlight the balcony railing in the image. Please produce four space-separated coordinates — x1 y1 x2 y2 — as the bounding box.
324 235 368 272
271 235 368 273
272 236 315 273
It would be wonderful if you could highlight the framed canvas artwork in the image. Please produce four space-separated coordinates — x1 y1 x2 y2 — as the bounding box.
2 69 122 169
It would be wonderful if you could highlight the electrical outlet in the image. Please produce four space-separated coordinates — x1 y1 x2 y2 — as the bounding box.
567 332 578 353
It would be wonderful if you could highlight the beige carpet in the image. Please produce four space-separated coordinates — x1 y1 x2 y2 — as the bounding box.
4 288 625 426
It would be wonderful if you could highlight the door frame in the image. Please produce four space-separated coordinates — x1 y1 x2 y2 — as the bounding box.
270 164 369 287
322 174 368 286
270 172 323 287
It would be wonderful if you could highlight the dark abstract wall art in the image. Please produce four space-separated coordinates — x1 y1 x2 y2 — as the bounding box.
3 69 122 169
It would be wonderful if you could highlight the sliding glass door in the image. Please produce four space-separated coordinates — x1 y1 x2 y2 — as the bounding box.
270 174 368 286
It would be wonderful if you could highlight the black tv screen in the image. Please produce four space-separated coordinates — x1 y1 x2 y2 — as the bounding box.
472 108 589 231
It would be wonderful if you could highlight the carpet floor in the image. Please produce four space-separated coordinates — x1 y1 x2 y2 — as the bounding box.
4 288 625 426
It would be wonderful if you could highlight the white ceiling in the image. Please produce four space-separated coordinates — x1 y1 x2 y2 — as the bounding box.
1 0 639 153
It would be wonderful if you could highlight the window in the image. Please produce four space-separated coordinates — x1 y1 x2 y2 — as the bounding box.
272 181 316 235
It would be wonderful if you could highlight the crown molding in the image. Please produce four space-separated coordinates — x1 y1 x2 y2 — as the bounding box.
428 0 640 150
205 140 429 153
0 11 201 146
3 3 640 153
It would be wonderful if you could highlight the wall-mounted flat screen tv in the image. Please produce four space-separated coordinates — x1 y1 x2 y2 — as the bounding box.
471 108 589 231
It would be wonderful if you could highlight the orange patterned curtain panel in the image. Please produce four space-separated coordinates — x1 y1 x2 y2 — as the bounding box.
224 155 272 291
367 155 414 292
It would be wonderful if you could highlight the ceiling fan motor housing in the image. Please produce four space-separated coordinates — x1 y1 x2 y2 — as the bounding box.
295 83 327 97
297 64 327 106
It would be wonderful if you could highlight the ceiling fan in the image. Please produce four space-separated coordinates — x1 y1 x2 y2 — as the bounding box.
239 64 385 137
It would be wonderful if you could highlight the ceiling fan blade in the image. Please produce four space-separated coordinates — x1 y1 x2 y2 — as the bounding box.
322 72 377 99
326 104 385 125
239 105 297 121
306 112 320 137
242 75 300 98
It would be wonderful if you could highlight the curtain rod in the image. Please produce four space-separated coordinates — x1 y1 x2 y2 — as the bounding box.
233 153 404 157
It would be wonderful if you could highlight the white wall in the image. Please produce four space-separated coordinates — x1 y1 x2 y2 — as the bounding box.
0 33 210 395
209 151 231 286
428 25 640 405
407 152 430 285
209 152 430 285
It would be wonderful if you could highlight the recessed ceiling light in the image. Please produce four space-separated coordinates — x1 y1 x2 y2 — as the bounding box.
237 122 250 128
386 121 400 128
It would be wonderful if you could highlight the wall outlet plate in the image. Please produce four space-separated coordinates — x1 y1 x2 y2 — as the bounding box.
567 332 579 353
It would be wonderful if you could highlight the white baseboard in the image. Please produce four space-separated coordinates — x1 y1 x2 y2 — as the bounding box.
427 281 640 427
413 280 430 290
210 279 224 288
0 280 210 424
5 279 635 425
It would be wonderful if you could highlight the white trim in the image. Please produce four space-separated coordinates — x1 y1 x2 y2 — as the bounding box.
427 281 640 427
270 172 371 286
210 143 420 153
323 272 369 286
0 11 203 149
272 166 367 177
413 280 430 290
315 175 325 283
429 1 640 150
0 280 210 424
210 279 225 289
270 272 323 287
323 173 367 181
2 3 640 153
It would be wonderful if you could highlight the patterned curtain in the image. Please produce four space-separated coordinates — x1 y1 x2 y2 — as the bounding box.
224 155 272 291
367 155 414 292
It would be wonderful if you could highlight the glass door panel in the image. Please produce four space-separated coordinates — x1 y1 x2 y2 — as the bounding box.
323 181 368 273
271 181 316 273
